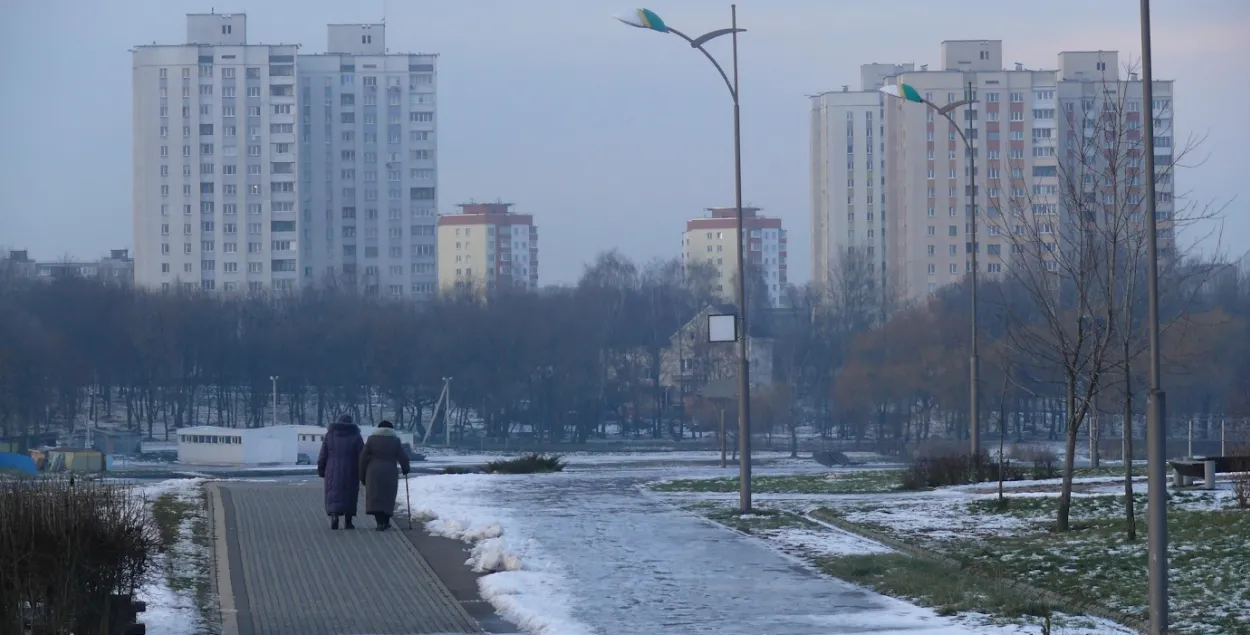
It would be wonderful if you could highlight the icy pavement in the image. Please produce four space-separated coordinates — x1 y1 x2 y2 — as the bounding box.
406 464 1038 635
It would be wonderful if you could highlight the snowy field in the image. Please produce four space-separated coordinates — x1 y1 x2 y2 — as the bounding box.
133 478 213 635
401 461 1135 635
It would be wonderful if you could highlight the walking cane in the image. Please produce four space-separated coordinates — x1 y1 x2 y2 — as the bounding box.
404 473 413 531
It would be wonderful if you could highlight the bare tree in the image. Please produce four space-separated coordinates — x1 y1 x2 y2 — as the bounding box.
986 61 1223 531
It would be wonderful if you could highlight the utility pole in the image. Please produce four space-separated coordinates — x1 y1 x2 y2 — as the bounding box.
1140 0 1169 631
966 80 981 459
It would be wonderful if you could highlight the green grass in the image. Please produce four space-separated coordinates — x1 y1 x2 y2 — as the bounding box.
955 493 1249 634
650 470 904 494
817 491 1250 635
702 506 815 534
1071 464 1148 479
149 487 221 634
151 492 195 552
652 465 1147 496
813 553 1057 621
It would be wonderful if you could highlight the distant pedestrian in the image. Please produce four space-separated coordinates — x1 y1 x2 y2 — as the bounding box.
360 420 411 531
318 414 363 530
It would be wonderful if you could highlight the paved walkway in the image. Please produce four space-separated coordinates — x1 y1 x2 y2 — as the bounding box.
209 481 483 635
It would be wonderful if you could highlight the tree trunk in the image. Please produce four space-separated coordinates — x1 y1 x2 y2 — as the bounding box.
1123 348 1137 541
1057 375 1079 532
788 418 798 458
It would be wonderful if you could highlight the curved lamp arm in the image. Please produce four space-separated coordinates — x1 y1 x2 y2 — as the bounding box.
615 10 744 104
666 27 744 104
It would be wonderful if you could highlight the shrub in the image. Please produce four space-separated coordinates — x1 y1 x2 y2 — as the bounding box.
899 451 1024 490
0 477 158 634
1233 473 1250 510
484 453 566 474
1233 444 1250 510
1010 444 1060 480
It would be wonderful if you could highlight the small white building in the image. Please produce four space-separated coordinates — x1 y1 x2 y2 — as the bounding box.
294 425 413 458
176 425 299 466
178 424 416 466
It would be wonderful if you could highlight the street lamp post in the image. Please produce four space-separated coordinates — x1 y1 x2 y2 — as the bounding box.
269 375 279 428
880 82 981 456
1139 0 1168 631
617 7 754 512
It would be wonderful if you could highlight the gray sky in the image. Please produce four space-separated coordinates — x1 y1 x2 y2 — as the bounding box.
2 0 1246 283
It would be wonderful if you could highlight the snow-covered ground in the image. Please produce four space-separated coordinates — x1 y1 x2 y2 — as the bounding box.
133 478 212 635
402 464 1131 634
416 448 833 468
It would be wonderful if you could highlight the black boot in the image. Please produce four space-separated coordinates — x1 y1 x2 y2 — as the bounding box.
344 515 355 530
330 513 340 530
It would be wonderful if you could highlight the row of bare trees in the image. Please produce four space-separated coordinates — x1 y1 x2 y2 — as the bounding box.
0 250 845 447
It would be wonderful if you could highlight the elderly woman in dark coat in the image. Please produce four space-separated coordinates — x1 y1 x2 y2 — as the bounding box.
359 420 411 530
317 414 364 530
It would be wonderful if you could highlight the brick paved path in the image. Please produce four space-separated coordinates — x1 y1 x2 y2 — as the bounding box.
210 481 482 635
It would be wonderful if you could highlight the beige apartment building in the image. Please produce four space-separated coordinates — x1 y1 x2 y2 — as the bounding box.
813 41 1175 304
436 203 538 293
683 207 787 308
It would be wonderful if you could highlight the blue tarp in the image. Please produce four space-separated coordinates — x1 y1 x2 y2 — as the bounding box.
0 452 37 475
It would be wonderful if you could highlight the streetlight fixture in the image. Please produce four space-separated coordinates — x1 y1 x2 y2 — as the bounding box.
616 6 754 513
1139 0 1168 631
269 376 279 428
879 81 981 456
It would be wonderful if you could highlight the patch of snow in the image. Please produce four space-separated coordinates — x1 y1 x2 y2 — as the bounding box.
404 473 594 635
769 526 893 556
132 478 209 635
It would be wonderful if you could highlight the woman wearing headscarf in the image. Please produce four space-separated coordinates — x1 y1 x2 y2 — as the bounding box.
359 420 411 530
317 413 363 530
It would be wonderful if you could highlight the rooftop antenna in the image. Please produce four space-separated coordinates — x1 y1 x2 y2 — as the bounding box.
382 0 387 23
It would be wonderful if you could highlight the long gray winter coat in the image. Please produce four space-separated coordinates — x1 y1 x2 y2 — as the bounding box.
318 419 364 515
360 427 411 515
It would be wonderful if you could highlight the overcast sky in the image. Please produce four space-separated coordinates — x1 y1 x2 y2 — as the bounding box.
1 0 1246 283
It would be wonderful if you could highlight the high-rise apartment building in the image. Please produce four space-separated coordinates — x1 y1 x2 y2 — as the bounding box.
436 203 538 293
133 14 439 298
810 63 913 290
683 207 787 308
298 25 439 299
133 14 300 293
812 41 1175 303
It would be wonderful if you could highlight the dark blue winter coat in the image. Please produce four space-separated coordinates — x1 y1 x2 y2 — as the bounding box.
317 418 364 515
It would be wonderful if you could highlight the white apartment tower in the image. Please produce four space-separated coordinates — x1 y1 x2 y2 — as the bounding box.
811 41 1176 304
133 14 300 293
298 25 439 299
810 63 914 291
133 15 440 297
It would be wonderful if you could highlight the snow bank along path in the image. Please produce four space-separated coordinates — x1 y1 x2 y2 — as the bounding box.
406 473 591 635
